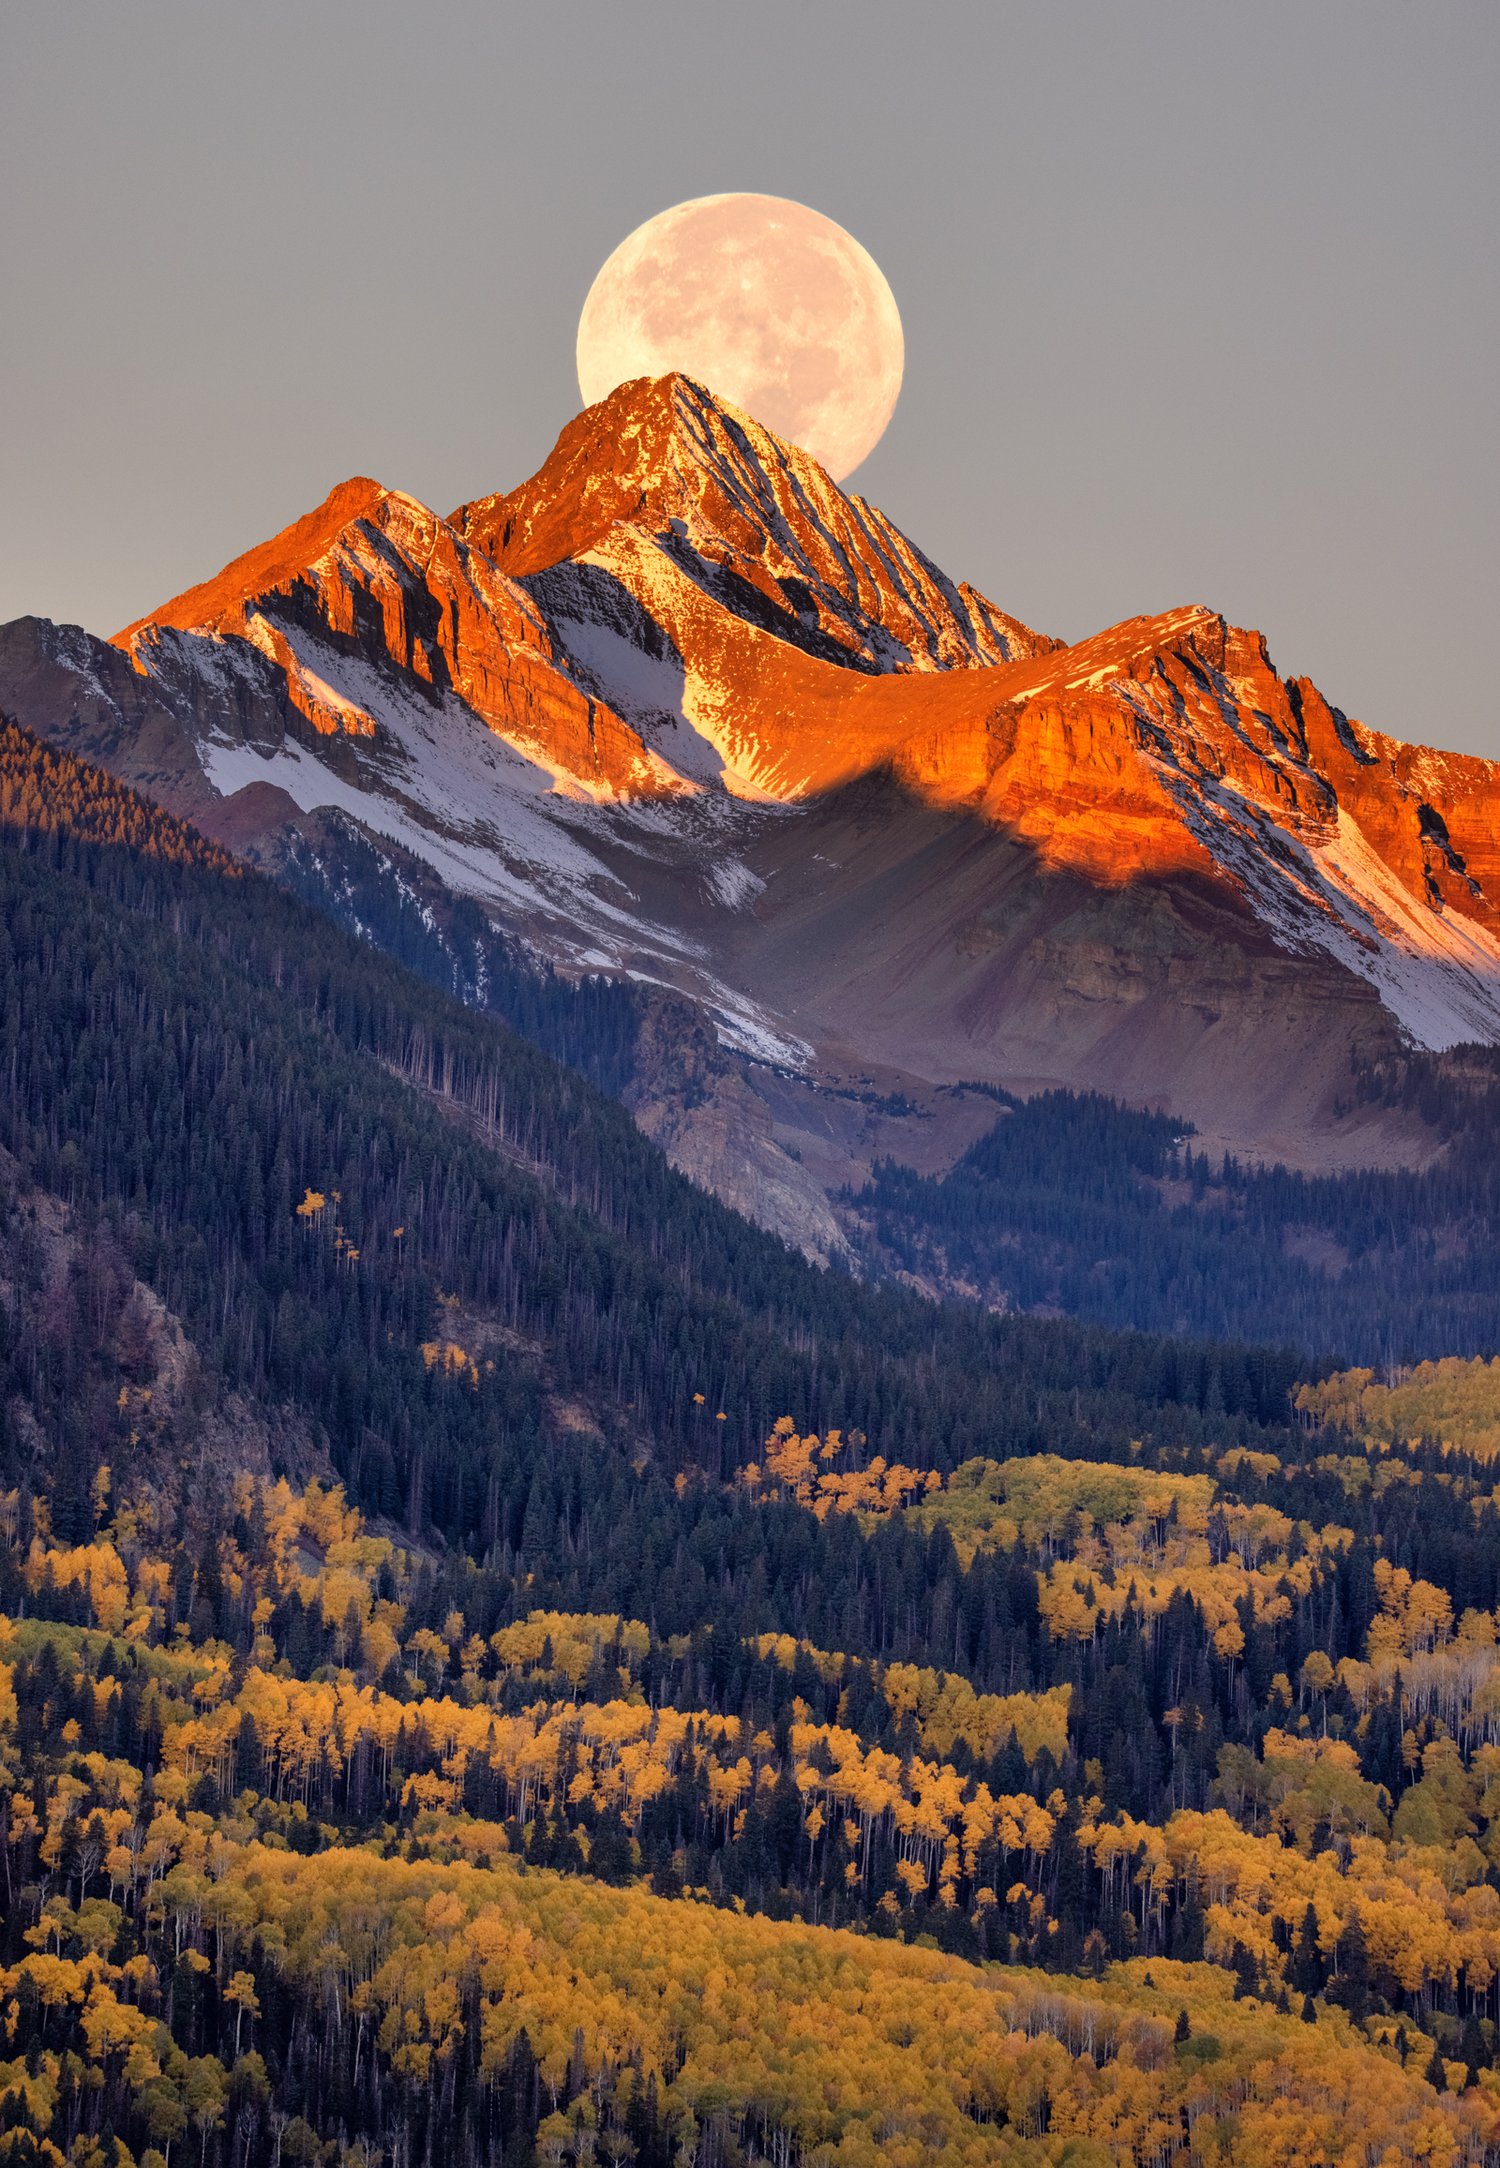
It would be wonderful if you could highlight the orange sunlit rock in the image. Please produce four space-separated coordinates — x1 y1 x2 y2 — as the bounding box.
113 478 681 800
107 375 1500 964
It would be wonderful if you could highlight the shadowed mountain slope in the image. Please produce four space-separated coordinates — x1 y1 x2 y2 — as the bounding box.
1 714 1306 1529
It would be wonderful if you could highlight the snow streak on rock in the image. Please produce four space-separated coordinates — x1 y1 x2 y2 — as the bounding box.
452 374 1054 676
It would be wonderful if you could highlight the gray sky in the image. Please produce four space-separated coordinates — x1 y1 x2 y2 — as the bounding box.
2 0 1495 754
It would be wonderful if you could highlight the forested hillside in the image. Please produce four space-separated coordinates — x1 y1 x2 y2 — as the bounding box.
9 1463 1500 2168
5 720 1500 2164
275 811 646 1100
846 1076 1500 1365
0 719 1295 1550
276 800 1500 1370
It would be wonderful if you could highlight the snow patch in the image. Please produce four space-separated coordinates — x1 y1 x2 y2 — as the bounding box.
1169 774 1500 1050
704 860 765 909
623 968 810 1069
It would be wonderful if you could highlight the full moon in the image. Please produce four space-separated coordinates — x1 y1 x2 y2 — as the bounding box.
576 193 904 481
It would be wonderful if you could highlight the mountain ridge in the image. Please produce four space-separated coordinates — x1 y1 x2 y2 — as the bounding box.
451 372 1054 675
4 372 1499 1256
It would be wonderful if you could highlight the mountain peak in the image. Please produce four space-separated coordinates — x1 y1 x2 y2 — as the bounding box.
453 374 1053 676
114 476 392 644
454 372 852 576
104 465 685 800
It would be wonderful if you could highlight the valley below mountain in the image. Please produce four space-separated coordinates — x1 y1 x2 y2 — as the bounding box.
5 712 1500 2164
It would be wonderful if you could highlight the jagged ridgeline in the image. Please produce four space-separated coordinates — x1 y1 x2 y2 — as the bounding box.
13 372 1500 1359
12 720 1500 2165
13 369 1500 1357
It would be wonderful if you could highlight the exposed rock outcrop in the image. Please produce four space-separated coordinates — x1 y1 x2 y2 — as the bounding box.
624 995 852 1267
453 373 1054 674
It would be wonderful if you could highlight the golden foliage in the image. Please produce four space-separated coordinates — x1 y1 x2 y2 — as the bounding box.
740 1418 941 1518
1299 1356 1500 1460
752 1634 1071 1766
151 1844 1500 2165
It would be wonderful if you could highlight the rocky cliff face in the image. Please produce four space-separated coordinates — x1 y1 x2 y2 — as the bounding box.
871 605 1500 1048
117 476 684 803
453 373 1053 677
4 373 1498 1253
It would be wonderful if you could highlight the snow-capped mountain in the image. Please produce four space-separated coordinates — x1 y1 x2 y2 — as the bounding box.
4 373 1498 1251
